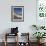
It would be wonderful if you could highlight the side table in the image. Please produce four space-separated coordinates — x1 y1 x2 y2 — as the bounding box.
4 33 18 46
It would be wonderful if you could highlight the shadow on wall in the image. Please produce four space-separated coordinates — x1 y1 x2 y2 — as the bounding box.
2 28 11 34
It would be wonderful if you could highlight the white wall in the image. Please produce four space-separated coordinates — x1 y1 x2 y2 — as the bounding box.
0 0 36 42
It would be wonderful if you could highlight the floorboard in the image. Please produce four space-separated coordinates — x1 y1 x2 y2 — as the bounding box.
0 42 46 46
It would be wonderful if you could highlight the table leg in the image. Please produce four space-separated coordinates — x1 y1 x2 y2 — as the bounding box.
5 34 7 46
17 34 18 46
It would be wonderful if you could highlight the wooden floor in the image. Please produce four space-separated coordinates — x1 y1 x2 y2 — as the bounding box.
0 42 46 46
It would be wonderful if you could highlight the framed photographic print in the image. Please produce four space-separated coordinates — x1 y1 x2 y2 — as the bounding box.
11 6 24 22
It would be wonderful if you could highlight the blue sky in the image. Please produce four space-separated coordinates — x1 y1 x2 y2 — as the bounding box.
14 8 22 15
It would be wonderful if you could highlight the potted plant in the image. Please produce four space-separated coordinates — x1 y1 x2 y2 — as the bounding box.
33 32 46 43
40 26 45 29
32 25 40 30
32 24 45 30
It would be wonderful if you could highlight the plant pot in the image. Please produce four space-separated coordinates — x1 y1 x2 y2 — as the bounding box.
37 39 40 43
37 39 45 44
